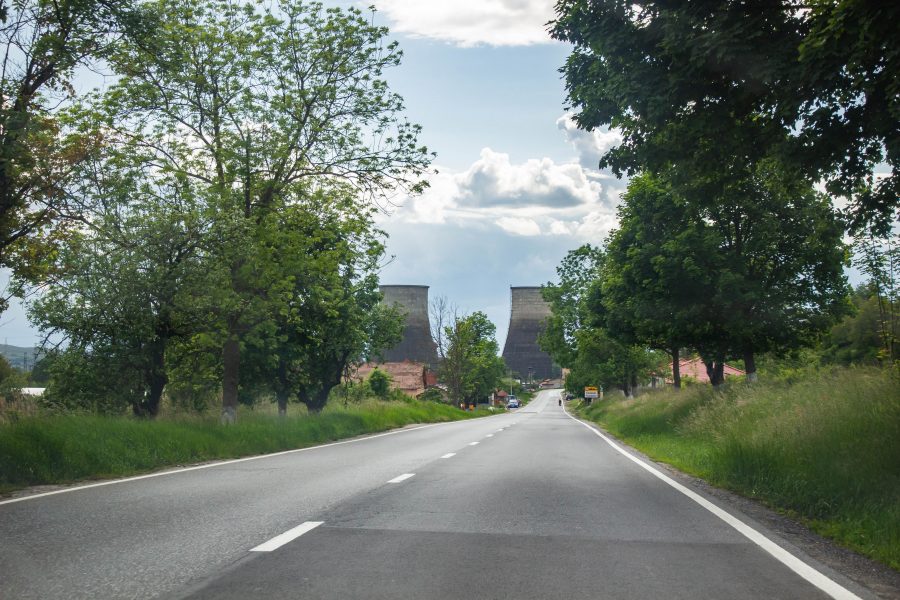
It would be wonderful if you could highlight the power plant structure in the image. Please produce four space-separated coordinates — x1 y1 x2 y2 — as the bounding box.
379 285 438 365
502 286 559 382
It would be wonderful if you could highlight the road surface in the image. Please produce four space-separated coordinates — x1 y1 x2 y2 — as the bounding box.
0 390 875 599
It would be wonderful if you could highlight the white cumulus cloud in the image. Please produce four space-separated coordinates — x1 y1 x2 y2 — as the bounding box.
496 216 542 236
390 144 625 242
457 148 602 209
372 0 557 47
556 113 623 171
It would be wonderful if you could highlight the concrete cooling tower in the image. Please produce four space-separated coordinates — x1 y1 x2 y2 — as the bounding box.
380 285 438 365
502 286 558 382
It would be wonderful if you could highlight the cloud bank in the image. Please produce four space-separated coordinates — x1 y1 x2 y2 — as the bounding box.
391 115 627 243
556 113 623 171
373 0 557 47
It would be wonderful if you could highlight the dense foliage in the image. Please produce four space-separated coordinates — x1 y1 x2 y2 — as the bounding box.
552 0 898 234
545 0 895 388
5 0 431 419
440 311 506 406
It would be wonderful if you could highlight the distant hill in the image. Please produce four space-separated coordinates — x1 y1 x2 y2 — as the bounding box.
0 344 42 370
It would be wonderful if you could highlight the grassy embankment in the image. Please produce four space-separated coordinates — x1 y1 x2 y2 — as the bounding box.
0 399 490 495
573 367 900 570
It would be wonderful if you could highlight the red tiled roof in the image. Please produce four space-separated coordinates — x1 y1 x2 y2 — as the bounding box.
672 357 745 383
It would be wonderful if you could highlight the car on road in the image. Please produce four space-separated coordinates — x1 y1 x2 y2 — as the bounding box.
506 396 519 409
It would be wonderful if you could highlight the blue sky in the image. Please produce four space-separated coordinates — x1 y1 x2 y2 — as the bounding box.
365 1 627 348
4 0 629 349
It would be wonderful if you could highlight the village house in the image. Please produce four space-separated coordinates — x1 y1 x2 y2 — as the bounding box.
668 357 745 384
353 360 437 398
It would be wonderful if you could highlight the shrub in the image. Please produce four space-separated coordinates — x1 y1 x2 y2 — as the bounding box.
368 368 391 399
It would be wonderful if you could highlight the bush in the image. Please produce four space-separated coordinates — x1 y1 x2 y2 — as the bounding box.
40 350 137 415
368 368 391 399
418 387 446 403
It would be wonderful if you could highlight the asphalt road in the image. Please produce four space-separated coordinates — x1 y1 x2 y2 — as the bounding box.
0 390 876 599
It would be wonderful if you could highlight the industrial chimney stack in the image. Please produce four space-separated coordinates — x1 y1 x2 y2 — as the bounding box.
379 285 438 365
502 286 558 382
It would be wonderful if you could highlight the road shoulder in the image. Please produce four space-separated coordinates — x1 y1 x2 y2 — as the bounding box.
566 408 900 600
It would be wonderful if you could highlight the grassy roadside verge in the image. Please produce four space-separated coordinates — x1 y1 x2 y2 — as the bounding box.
572 367 900 570
0 400 489 495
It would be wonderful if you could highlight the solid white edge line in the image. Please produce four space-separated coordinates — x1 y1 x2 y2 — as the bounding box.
468 441 479 446
250 521 323 552
388 473 415 483
0 415 497 507
440 453 456 459
563 409 862 600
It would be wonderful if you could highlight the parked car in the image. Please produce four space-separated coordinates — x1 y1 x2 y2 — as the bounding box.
506 395 520 409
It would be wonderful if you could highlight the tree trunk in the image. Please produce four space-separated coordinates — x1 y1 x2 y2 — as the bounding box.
221 335 240 424
744 349 758 382
277 394 288 417
276 359 289 418
300 388 330 414
133 340 167 418
630 372 638 397
704 359 726 387
671 347 681 389
143 368 167 418
712 361 725 387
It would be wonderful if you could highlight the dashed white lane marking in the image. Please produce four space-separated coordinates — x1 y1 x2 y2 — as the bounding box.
387 473 415 483
497 428 504 432
485 434 494 438
564 410 863 600
441 453 456 459
251 521 323 552
468 442 480 446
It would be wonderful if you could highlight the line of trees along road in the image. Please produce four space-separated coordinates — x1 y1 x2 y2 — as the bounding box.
543 1 897 393
2 0 430 419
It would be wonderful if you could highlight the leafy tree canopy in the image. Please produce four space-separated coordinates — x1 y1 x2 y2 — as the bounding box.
552 0 898 233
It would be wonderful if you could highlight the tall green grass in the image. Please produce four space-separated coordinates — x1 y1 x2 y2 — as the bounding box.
577 367 900 570
0 400 487 493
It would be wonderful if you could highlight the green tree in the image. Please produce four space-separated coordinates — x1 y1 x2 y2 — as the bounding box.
0 354 15 384
291 273 403 413
0 0 147 297
368 368 391 399
823 284 895 366
604 168 850 385
603 175 718 388
98 0 431 421
551 0 897 233
538 244 605 368
23 147 207 416
851 225 899 363
541 245 658 397
563 327 660 399
440 311 505 406
258 202 404 415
